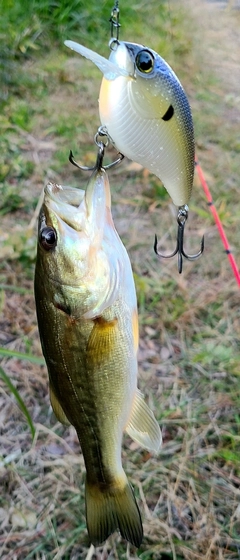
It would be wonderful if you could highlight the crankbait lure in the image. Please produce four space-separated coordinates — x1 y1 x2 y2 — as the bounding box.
65 38 194 208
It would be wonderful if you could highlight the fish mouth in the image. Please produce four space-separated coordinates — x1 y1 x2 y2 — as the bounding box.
45 182 84 207
44 166 110 238
44 182 86 231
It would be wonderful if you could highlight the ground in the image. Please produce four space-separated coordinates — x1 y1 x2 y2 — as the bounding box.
0 1 240 559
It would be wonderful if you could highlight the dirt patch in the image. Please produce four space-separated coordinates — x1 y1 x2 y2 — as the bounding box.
184 0 240 115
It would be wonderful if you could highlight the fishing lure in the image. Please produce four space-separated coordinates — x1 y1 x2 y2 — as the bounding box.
65 38 194 208
64 38 204 271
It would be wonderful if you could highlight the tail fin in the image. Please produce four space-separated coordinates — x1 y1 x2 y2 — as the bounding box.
85 474 143 548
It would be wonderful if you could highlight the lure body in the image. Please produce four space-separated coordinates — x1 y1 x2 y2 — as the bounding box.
34 168 161 547
65 40 195 206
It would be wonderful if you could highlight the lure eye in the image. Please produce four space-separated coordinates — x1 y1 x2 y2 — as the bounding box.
40 226 57 251
135 50 154 74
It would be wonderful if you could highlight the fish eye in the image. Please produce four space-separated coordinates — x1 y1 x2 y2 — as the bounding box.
40 226 57 251
135 50 154 74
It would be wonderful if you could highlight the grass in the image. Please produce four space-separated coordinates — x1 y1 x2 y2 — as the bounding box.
0 0 240 558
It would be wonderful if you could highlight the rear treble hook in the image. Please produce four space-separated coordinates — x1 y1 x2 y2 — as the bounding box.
154 205 204 274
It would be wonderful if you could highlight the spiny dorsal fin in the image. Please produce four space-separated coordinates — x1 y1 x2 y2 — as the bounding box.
125 389 162 454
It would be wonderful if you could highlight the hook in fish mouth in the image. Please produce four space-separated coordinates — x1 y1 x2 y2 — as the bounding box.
154 205 204 273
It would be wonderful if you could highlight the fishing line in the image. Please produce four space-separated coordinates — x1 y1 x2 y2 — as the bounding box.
195 159 240 287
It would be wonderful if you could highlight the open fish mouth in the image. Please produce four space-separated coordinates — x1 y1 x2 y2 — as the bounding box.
44 183 86 231
44 182 84 207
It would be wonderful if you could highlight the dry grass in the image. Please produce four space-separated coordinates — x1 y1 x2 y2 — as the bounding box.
1 0 240 558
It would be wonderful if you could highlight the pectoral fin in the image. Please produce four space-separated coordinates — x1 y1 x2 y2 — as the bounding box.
49 384 71 426
86 316 118 366
125 389 162 454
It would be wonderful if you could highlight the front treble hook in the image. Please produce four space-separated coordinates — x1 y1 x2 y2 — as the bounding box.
154 205 204 274
69 144 105 173
69 126 124 172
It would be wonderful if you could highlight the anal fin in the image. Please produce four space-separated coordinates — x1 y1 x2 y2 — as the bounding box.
125 389 162 454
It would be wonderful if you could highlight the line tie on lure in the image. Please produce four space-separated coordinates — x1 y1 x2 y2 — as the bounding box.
109 0 121 41
64 38 204 272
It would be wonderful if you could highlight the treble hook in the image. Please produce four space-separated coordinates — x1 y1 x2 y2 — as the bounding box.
154 205 204 274
69 145 105 172
69 126 124 172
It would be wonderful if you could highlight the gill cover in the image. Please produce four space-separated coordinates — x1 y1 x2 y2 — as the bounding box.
65 39 195 206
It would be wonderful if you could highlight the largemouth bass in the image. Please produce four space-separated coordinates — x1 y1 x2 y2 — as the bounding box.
34 166 161 547
65 39 195 207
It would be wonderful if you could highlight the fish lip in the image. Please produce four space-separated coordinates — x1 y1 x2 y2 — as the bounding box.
44 182 63 203
44 182 82 206
43 183 86 232
44 201 81 233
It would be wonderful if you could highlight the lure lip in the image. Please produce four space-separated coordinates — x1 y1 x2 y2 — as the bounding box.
64 40 130 80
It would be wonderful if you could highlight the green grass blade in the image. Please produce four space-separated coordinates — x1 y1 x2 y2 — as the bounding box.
0 366 35 439
0 347 45 365
0 284 32 295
